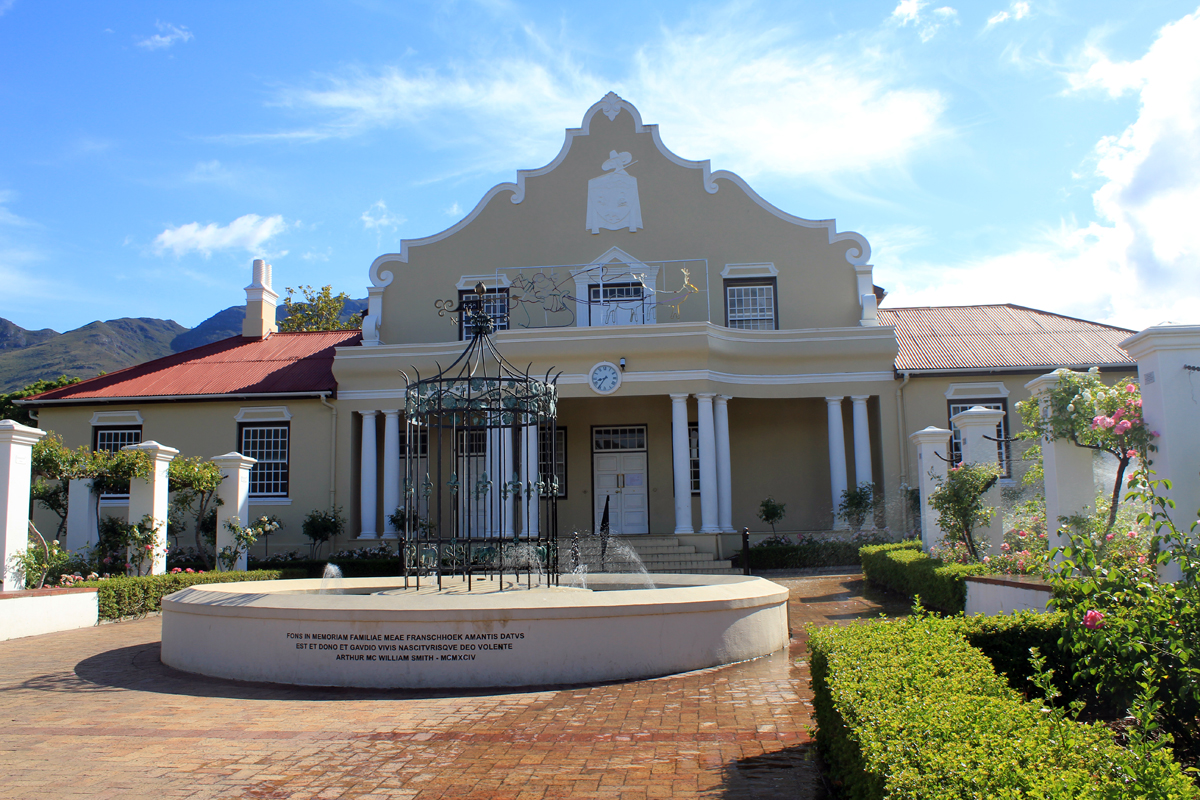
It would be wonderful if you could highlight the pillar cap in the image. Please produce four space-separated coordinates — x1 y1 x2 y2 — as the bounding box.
211 452 258 469
0 419 47 445
950 406 1004 428
122 440 180 459
1024 369 1072 393
1121 323 1200 358
909 425 951 444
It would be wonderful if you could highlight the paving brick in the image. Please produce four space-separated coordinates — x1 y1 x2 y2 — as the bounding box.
0 572 903 799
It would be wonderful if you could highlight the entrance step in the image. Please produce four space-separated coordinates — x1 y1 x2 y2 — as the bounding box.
616 535 738 574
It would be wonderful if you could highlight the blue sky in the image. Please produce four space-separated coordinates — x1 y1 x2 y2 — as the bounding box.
1 0 1197 334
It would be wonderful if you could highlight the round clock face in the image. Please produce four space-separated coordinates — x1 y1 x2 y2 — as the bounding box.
589 362 621 394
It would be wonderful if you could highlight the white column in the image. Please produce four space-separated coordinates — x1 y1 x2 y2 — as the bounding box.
502 426 515 538
851 395 873 489
212 452 256 571
65 478 98 553
951 406 1006 555
521 425 540 537
909 427 951 552
124 441 178 576
695 394 720 534
1025 373 1095 560
382 410 401 539
1121 324 1200 582
826 397 849 530
670 393 694 534
359 411 378 540
0 421 47 591
714 395 734 533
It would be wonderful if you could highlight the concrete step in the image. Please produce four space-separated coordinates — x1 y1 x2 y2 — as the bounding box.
637 551 718 563
627 544 699 555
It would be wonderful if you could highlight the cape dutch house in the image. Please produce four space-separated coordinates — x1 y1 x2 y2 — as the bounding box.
23 94 1139 565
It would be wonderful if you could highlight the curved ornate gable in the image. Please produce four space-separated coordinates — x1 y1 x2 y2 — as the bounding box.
366 93 876 345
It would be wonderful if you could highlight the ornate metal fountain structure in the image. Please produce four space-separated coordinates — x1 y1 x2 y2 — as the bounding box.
399 283 560 589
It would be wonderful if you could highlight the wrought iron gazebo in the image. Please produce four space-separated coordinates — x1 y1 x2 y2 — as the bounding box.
398 283 560 589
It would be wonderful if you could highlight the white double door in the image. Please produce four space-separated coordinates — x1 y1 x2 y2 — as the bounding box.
593 451 648 535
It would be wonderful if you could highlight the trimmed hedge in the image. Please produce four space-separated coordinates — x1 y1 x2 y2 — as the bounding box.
942 610 1071 694
731 539 868 570
859 540 986 612
79 569 303 620
808 614 1195 799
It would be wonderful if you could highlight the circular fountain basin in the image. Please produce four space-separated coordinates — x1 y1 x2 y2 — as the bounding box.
160 573 790 689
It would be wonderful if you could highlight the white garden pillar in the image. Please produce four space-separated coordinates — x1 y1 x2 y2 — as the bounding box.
909 426 951 553
212 453 256 572
382 410 401 539
950 406 1006 555
851 395 873 489
695 394 720 534
124 441 178 576
670 394 694 534
65 478 99 553
826 397 849 530
1025 372 1095 560
359 411 378 540
714 395 734 533
1121 323 1200 582
0 421 46 591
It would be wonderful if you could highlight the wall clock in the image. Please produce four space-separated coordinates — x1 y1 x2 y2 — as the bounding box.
588 361 622 394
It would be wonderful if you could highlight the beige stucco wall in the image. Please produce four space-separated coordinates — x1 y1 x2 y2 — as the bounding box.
32 399 336 557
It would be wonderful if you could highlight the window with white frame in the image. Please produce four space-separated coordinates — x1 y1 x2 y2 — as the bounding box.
948 400 1011 477
94 427 141 453
724 279 777 330
538 427 567 497
241 424 290 496
458 288 509 339
588 282 647 325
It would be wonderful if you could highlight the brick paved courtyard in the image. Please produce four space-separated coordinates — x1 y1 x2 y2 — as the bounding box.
0 572 905 800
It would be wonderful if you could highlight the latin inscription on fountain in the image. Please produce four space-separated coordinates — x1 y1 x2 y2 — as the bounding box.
285 631 526 664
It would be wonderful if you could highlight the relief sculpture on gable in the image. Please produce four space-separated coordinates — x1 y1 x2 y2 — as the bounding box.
586 150 643 234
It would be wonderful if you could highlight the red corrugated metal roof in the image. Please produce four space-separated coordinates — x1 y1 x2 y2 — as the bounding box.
24 330 361 402
880 304 1135 373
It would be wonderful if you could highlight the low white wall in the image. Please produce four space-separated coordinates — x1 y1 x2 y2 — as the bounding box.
0 589 99 641
964 576 1053 616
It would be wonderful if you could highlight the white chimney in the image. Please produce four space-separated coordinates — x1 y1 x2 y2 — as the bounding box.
243 259 279 339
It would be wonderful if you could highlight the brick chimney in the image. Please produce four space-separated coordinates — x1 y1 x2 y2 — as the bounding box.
243 259 278 339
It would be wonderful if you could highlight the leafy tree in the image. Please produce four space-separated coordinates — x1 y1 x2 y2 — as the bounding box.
837 482 877 532
1017 369 1155 535
279 285 362 332
302 507 345 558
928 462 1000 563
168 457 224 569
0 375 81 425
757 496 786 535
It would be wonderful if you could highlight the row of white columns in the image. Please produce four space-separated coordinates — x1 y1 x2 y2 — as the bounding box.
358 409 542 539
826 396 874 530
670 394 733 534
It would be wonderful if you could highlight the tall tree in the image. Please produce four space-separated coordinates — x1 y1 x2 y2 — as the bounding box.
278 285 362 332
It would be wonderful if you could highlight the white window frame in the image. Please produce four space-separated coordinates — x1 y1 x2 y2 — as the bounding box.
724 278 777 330
241 423 290 497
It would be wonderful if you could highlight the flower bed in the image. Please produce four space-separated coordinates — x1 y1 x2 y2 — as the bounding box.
731 533 893 570
78 569 304 620
807 613 1194 798
859 541 985 612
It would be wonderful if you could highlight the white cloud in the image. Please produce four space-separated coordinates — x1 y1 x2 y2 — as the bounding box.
361 200 404 231
885 10 1200 330
153 213 287 257
891 0 959 42
987 2 1030 27
0 191 33 227
136 21 193 51
445 202 463 217
0 1 15 18
250 18 945 181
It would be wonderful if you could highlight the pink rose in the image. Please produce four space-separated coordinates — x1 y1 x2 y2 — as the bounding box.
1083 610 1105 630
1106 533 1115 541
1017 530 1026 538
1114 420 1132 434
1138 556 1147 564
1127 449 1138 458
1001 542 1011 552
1127 531 1137 539
185 568 195 574
983 555 991 563
1125 384 1137 393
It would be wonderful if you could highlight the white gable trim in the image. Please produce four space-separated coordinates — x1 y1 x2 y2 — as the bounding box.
944 382 1011 400
369 93 871 289
234 406 293 423
89 410 143 427
721 263 778 280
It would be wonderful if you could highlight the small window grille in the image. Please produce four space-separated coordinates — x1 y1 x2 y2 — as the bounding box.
688 423 700 494
94 427 141 453
592 426 646 452
538 427 567 497
458 289 509 339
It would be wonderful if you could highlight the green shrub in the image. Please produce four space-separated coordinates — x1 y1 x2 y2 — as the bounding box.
78 569 304 620
941 610 1070 695
808 613 1195 799
732 539 871 570
860 540 986 612
247 558 402 578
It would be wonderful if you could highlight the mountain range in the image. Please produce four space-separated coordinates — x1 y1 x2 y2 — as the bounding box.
0 298 368 394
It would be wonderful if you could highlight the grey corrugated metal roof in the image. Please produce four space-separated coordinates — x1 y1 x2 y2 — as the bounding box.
880 304 1136 373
